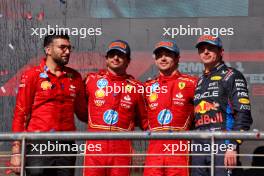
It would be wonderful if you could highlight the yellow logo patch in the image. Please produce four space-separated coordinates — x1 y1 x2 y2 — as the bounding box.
238 98 250 104
41 81 52 90
125 84 133 93
149 93 158 102
95 89 105 98
211 76 222 81
178 82 186 90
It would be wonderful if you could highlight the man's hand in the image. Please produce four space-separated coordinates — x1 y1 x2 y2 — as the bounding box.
10 141 21 174
224 150 237 169
10 154 21 174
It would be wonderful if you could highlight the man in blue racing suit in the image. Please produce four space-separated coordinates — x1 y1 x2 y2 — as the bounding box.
191 35 253 176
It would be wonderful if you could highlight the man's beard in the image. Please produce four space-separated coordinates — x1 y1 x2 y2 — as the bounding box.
53 56 69 66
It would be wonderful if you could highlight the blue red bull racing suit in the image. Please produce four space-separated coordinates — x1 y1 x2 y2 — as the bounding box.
192 62 253 176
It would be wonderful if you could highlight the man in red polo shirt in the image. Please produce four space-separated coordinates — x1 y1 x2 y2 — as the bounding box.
10 32 87 176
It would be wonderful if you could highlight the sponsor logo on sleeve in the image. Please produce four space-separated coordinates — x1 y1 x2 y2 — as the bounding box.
238 98 250 104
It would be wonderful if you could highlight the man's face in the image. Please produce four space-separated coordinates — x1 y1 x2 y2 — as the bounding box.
45 38 72 66
106 50 129 72
155 49 179 72
197 44 223 66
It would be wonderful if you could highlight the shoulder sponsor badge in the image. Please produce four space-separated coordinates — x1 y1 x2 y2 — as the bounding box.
157 109 173 125
211 76 222 81
178 82 186 90
41 81 52 90
103 109 118 125
97 78 108 89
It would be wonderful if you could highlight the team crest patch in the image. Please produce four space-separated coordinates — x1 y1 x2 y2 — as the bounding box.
178 82 186 90
125 84 133 93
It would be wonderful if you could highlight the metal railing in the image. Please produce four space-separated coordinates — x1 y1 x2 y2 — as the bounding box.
1 131 263 176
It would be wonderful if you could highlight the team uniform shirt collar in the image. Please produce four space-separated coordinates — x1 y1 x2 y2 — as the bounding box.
203 62 226 77
158 70 181 81
99 69 132 81
39 58 66 77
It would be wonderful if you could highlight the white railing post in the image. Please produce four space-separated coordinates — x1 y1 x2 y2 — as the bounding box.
210 135 215 176
20 137 26 176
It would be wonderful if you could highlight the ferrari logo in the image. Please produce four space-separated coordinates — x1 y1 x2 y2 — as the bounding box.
178 82 185 90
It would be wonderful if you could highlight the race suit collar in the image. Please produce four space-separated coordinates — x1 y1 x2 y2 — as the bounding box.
98 69 132 81
203 61 226 76
158 70 181 81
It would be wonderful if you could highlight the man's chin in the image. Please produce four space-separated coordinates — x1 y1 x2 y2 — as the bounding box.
57 60 69 66
159 67 170 71
109 65 122 70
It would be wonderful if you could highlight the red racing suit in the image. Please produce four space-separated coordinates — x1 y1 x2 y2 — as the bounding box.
143 71 197 176
83 70 147 176
12 58 87 132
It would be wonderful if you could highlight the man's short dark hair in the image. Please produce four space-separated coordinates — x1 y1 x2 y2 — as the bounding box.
43 31 70 47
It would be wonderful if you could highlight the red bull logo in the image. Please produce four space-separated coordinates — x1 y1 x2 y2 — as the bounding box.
194 100 219 114
195 112 223 127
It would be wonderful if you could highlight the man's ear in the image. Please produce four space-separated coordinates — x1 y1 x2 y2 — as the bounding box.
220 48 224 57
174 55 180 62
44 46 51 55
155 58 159 66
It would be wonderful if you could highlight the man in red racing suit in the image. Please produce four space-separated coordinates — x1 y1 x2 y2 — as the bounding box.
143 40 197 176
83 40 148 176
